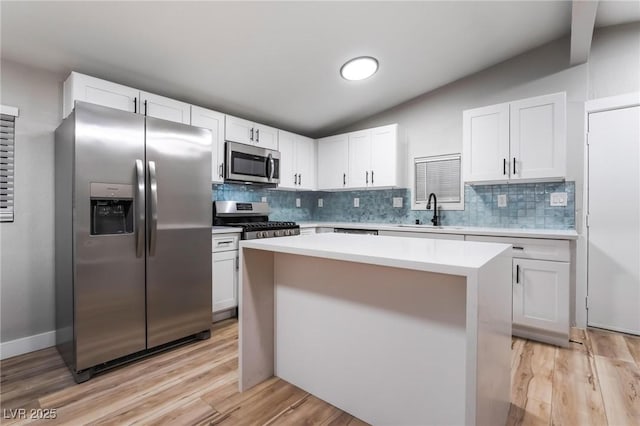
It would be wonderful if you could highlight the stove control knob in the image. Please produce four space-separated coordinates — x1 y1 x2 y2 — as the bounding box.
256 231 264 238
275 230 282 237
285 230 291 236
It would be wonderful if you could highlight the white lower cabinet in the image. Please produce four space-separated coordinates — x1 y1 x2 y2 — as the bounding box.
513 258 569 336
212 234 239 313
466 235 570 346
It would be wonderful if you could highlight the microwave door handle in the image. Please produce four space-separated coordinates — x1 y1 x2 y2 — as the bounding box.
267 154 275 181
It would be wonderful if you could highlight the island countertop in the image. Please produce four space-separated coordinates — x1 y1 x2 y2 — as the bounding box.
240 232 511 276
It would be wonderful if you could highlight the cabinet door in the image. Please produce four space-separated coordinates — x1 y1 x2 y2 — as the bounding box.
140 91 191 124
63 72 139 118
254 123 278 150
191 106 226 183
296 136 316 190
278 130 297 189
513 259 569 334
225 115 254 145
348 130 371 188
317 134 348 189
510 93 566 180
370 124 398 187
462 103 510 182
212 250 238 312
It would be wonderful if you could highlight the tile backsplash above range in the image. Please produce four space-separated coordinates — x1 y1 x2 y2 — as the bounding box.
212 181 575 230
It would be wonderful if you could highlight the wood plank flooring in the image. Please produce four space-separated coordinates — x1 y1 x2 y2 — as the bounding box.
1 320 638 425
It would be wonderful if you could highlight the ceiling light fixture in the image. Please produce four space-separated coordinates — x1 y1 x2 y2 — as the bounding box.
340 56 379 81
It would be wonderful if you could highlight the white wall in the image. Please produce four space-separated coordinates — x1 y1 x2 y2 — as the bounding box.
0 59 63 344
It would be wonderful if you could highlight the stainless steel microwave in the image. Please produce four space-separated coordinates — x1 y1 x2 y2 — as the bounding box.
225 141 280 185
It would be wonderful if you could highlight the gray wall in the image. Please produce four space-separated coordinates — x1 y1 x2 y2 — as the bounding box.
0 59 63 342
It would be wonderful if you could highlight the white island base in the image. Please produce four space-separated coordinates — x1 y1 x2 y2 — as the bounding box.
239 233 512 426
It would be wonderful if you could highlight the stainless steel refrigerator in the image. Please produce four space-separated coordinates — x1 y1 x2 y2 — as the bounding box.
55 102 212 383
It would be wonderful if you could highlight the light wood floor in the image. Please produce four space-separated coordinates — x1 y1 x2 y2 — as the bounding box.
1 320 639 425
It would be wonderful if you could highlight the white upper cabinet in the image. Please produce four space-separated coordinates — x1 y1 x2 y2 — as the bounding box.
191 106 226 183
319 124 400 190
140 91 191 125
63 72 139 118
463 92 566 183
509 93 566 180
318 134 349 190
370 124 399 187
224 115 278 150
348 130 371 188
63 72 191 125
278 130 316 190
462 103 510 182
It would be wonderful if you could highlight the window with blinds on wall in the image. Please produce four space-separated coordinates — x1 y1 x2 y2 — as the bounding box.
414 154 462 207
1 112 16 222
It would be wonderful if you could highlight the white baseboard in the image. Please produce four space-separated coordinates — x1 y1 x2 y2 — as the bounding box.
0 330 56 360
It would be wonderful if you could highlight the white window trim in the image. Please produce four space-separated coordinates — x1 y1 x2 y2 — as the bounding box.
412 153 465 211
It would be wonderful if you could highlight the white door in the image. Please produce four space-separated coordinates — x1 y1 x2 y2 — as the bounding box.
191 106 226 183
513 259 569 335
588 104 640 335
370 124 398 187
140 91 191 124
64 72 139 118
212 251 238 312
510 92 566 180
462 103 510 182
225 115 254 145
348 130 371 188
296 136 316 190
278 130 297 188
318 134 349 189
254 123 278 150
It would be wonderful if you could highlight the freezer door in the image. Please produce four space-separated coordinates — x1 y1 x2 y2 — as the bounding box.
74 102 147 370
145 117 213 348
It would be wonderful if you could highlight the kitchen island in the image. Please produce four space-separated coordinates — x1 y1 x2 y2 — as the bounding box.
239 233 512 426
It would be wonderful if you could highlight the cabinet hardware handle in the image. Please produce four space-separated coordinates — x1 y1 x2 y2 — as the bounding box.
299 174 302 185
250 128 254 141
236 256 239 270
366 171 369 184
513 246 524 250
294 173 297 185
144 100 148 116
371 170 374 184
219 163 224 178
516 264 520 283
343 173 346 186
503 158 506 175
513 157 517 175
134 97 137 114
256 129 260 142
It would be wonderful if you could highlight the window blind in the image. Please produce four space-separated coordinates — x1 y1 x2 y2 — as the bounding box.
1 113 15 222
415 154 461 205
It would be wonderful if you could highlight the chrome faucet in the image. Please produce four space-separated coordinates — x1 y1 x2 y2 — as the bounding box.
426 193 439 226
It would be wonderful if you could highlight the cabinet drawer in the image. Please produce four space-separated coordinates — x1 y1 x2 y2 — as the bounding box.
465 235 569 261
212 234 240 252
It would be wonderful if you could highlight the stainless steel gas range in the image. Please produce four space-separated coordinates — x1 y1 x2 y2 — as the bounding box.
213 201 300 240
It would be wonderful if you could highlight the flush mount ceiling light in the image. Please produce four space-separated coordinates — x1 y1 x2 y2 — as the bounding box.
340 56 379 81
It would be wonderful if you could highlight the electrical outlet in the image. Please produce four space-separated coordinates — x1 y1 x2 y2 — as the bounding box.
550 192 567 207
497 194 507 208
295 198 301 208
353 197 360 208
318 198 323 208
261 196 267 203
393 197 403 208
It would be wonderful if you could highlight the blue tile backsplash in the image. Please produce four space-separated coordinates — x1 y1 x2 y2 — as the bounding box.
212 181 575 230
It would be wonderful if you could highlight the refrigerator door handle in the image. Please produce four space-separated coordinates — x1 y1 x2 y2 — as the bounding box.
135 159 145 258
148 160 159 256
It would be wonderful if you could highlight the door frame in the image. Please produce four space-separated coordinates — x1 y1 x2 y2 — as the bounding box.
582 92 640 330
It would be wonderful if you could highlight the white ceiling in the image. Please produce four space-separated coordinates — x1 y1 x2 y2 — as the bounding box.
596 0 640 28
0 1 628 138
